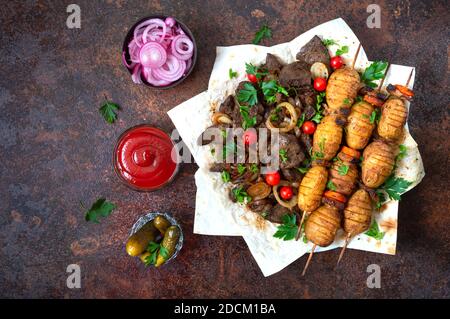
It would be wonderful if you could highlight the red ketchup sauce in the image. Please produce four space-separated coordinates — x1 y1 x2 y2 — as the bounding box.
114 125 178 191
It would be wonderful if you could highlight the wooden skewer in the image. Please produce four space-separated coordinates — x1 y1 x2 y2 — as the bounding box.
406 68 414 87
377 63 391 91
351 43 362 69
302 244 317 276
295 211 308 241
336 233 352 266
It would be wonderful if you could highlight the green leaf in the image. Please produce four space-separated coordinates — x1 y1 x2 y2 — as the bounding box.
252 24 272 45
261 80 288 104
250 164 259 174
279 149 288 163
239 105 257 129
232 187 252 204
364 220 385 240
327 180 337 191
396 144 408 161
229 68 238 79
322 39 337 47
311 112 323 124
369 109 380 124
381 176 412 201
343 98 351 105
361 61 388 88
375 190 386 209
338 164 349 176
273 214 298 241
297 113 306 127
335 45 349 56
237 83 258 106
99 101 120 124
85 198 116 223
159 246 169 259
221 170 231 183
147 241 160 253
237 164 246 175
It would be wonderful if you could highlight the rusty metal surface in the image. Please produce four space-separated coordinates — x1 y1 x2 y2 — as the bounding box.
0 0 448 298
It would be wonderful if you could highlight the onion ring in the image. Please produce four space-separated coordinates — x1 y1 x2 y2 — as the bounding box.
266 102 298 133
273 181 298 209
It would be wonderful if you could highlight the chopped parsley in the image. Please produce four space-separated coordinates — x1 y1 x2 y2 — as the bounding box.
335 45 349 56
237 82 258 106
237 164 246 175
245 63 268 80
279 149 288 163
261 80 289 104
252 24 272 45
221 170 231 183
364 220 385 241
361 61 388 88
273 214 298 241
297 113 306 127
370 109 381 124
396 145 408 161
250 163 259 174
338 164 349 176
322 39 337 47
239 105 257 129
327 180 337 191
229 68 238 79
232 187 252 204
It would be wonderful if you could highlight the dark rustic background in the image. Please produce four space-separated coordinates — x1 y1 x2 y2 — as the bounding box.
0 0 448 298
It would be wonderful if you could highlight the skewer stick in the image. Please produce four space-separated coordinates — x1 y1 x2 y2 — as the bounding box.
351 43 362 69
295 211 308 241
377 63 390 91
336 233 352 266
406 68 414 87
302 244 317 276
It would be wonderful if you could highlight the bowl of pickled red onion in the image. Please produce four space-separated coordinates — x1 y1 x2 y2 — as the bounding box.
122 16 197 89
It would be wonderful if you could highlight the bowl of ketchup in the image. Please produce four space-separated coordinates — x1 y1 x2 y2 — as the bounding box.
114 124 179 191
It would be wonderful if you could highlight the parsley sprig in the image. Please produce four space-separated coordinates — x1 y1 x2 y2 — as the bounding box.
327 180 337 191
221 170 231 182
312 92 326 124
380 176 412 201
144 241 169 266
237 82 258 106
84 198 116 223
322 39 337 47
261 80 289 104
364 220 385 240
239 105 257 129
279 149 288 163
232 187 252 204
99 96 120 124
361 61 388 88
335 45 349 56
252 25 272 45
245 63 268 80
273 214 298 241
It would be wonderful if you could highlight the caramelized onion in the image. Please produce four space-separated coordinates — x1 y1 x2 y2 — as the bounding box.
266 102 298 133
247 182 271 200
273 181 297 209
212 112 233 125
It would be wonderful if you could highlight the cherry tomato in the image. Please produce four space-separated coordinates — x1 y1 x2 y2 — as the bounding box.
330 56 344 70
265 171 280 186
313 77 327 92
243 129 257 145
302 121 316 135
247 73 257 83
279 186 293 200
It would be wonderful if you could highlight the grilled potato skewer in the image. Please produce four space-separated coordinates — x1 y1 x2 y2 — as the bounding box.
326 67 360 112
328 147 360 197
361 140 396 188
302 204 341 275
377 97 408 141
345 101 376 150
337 189 372 265
296 166 328 240
312 115 343 161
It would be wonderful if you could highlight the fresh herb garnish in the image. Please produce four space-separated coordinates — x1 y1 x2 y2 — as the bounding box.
229 68 238 79
273 214 298 241
343 98 351 105
296 166 309 174
338 164 349 176
364 220 385 240
375 190 386 210
232 187 252 204
250 163 259 174
261 211 269 219
327 180 337 191
361 61 388 88
311 112 323 124
322 39 337 47
396 145 407 161
311 138 325 161
335 45 349 56
144 242 169 266
261 80 289 104
297 113 306 127
369 109 381 124
239 105 257 129
237 164 246 175
237 82 258 106
356 96 363 102
252 24 272 45
279 149 288 163
84 198 116 223
311 92 326 124
221 170 231 182
245 63 268 80
380 176 412 201
223 142 237 159
99 97 120 124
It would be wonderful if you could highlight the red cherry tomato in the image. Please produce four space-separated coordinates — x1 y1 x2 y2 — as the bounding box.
279 186 293 200
330 56 344 70
302 121 316 135
265 171 280 186
243 129 257 145
247 73 257 83
313 77 327 92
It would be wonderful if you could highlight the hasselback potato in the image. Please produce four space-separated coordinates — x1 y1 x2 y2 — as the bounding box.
345 101 375 149
305 204 341 247
377 97 408 141
312 115 343 161
326 67 360 112
343 189 372 237
361 140 396 188
298 166 328 212
328 160 359 196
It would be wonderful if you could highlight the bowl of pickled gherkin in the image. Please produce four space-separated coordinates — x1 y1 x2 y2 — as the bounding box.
125 212 183 267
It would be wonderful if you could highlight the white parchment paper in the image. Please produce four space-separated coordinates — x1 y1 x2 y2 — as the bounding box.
168 18 425 276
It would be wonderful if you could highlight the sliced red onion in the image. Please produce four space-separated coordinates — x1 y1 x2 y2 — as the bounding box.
171 35 193 60
122 51 136 69
139 42 167 68
153 54 186 82
131 65 142 84
165 17 176 28
142 67 171 86
142 19 167 43
185 58 192 71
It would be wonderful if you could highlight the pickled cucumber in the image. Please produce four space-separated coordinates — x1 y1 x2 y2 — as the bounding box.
125 221 158 257
155 225 180 267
